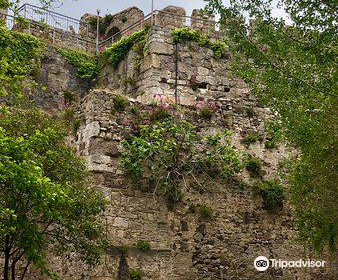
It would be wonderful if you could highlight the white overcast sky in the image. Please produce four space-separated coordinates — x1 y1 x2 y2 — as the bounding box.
22 0 289 21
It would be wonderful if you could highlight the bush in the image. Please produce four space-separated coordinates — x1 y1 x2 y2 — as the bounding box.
136 240 150 251
121 120 242 203
188 203 196 213
0 25 44 96
264 121 282 149
58 48 100 83
245 156 263 177
129 269 142 280
196 101 218 120
242 132 259 145
123 76 137 87
200 205 213 219
171 27 227 59
102 27 149 68
113 95 128 112
200 107 214 120
235 180 247 191
254 180 286 210
245 107 255 117
150 107 172 122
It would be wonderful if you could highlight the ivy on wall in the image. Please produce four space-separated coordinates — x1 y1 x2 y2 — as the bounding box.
58 48 100 83
0 25 44 96
171 27 227 59
101 27 149 69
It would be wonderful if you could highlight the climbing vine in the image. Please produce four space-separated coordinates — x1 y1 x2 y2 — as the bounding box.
101 27 149 68
58 48 100 83
171 27 227 59
121 106 242 203
0 25 44 97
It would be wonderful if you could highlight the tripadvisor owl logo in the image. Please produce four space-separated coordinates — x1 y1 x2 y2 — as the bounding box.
254 256 326 271
254 256 269 271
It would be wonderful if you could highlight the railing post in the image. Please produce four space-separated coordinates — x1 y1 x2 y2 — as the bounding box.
96 9 100 54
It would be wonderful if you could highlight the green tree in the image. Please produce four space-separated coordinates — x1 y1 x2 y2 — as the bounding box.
0 108 107 280
204 0 337 255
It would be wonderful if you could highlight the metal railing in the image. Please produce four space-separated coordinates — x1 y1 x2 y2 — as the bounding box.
99 10 221 51
16 3 90 34
98 12 154 51
1 12 14 29
2 5 221 53
1 12 95 52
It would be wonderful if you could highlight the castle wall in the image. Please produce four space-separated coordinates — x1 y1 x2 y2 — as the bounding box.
99 26 230 106
27 87 332 280
9 7 336 279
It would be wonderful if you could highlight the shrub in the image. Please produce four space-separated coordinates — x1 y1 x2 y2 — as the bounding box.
123 76 137 87
171 27 227 59
196 100 218 120
200 205 213 219
235 180 247 191
113 95 128 112
58 48 100 83
150 107 172 122
102 27 149 68
245 107 255 117
245 156 263 177
264 121 282 149
136 240 150 251
129 269 142 280
64 108 75 123
188 203 196 213
0 25 44 96
254 180 286 211
121 120 242 203
63 90 75 105
242 132 259 145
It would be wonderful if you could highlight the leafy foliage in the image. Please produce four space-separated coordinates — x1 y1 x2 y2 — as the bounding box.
205 0 337 254
102 27 149 68
112 94 128 112
199 205 213 219
58 48 100 83
89 14 114 36
0 25 44 97
136 240 150 252
121 109 242 202
242 132 259 145
264 121 282 149
254 179 286 211
171 27 227 59
129 269 142 280
0 108 107 279
245 155 263 177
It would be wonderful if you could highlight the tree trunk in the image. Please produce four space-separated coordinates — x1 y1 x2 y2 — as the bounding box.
19 261 31 280
3 235 11 280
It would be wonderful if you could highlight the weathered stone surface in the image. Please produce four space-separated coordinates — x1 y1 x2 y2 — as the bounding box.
155 6 186 29
34 46 89 109
21 6 336 280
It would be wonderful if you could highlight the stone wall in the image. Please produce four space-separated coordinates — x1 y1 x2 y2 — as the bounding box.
26 87 333 280
105 7 144 38
9 8 336 280
18 22 96 53
99 25 230 106
34 46 90 109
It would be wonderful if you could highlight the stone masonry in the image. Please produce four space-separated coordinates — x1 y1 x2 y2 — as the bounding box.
11 5 337 280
